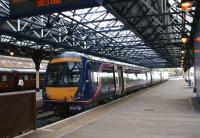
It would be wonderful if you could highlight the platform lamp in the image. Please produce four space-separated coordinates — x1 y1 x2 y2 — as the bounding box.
181 0 193 12
9 49 14 56
181 59 184 64
181 33 189 44
181 56 184 61
181 49 185 54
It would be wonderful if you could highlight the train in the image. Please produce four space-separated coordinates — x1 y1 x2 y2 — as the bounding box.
42 52 168 116
0 68 45 92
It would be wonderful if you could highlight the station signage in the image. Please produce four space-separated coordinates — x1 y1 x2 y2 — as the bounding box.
10 0 102 18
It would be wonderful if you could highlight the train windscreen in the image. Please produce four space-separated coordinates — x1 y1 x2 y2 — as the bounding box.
46 62 82 87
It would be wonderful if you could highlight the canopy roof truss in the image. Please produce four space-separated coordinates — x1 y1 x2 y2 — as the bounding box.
0 0 199 68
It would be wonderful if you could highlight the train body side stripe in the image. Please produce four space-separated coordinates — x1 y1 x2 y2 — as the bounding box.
46 87 78 101
50 58 81 64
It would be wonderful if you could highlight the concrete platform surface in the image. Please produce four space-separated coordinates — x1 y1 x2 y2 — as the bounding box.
20 80 200 138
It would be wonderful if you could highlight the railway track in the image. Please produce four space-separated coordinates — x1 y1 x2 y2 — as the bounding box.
36 110 77 128
36 110 61 128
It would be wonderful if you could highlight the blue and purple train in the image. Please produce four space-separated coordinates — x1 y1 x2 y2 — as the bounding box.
43 52 168 115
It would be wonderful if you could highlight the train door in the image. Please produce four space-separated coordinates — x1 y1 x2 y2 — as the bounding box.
83 60 93 99
145 72 148 81
114 65 120 96
117 66 124 95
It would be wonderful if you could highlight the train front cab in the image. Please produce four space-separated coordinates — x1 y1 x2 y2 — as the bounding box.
43 56 88 113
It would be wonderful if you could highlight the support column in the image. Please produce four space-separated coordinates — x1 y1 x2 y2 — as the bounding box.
194 67 196 93
32 54 42 93
150 69 153 84
188 69 190 81
160 71 162 81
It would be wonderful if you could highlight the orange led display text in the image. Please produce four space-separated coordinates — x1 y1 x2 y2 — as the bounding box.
37 0 61 7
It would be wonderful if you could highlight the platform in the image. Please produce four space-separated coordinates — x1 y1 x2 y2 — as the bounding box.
19 79 200 138
6 90 43 110
26 90 43 110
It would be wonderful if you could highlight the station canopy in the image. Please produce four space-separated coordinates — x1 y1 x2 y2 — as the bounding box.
0 0 199 68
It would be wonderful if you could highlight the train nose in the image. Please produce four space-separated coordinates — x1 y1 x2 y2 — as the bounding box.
46 87 78 101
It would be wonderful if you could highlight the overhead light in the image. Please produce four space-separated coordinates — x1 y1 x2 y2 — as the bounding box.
9 50 14 56
181 0 193 12
181 33 189 43
181 50 185 54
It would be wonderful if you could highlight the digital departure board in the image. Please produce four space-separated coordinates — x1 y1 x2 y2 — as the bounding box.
10 0 101 18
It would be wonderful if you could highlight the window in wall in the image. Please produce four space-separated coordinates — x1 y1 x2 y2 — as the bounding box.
2 75 8 82
24 75 29 81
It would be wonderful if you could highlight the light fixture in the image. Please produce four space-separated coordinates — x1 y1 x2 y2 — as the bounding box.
181 33 189 43
181 50 185 54
181 0 193 12
9 51 14 56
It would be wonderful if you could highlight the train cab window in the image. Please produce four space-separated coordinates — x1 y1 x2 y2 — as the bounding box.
46 62 82 87
2 75 8 82
24 75 29 81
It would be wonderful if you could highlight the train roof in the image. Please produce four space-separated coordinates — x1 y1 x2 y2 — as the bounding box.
55 52 148 72
0 68 46 73
54 52 82 59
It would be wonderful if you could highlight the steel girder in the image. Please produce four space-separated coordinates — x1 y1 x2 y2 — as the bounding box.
104 0 198 68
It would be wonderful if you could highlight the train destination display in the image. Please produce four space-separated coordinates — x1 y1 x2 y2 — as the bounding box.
10 0 101 18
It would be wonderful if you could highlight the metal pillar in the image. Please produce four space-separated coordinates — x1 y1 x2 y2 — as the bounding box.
160 71 162 81
150 69 153 84
32 54 42 92
187 69 190 81
194 67 196 93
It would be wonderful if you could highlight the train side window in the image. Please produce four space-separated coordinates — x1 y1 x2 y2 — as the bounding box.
91 62 99 85
2 75 8 82
101 66 114 85
24 75 29 81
